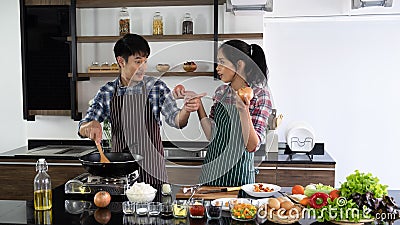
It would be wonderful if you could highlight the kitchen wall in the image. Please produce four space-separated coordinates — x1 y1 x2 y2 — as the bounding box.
0 0 27 151
1 1 400 189
264 1 400 189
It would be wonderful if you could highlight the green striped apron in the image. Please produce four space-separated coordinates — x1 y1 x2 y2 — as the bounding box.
199 87 255 186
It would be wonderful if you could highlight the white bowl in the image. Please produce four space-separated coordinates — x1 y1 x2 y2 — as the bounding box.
241 183 281 198
126 189 157 203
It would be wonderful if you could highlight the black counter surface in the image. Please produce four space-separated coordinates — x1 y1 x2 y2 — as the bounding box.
0 142 335 165
1 185 398 225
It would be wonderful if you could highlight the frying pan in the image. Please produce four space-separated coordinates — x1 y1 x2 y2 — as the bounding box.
79 152 143 178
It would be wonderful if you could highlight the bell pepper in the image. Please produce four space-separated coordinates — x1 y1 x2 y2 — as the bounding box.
309 192 329 209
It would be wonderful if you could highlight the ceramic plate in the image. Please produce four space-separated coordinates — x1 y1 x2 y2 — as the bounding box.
241 183 281 198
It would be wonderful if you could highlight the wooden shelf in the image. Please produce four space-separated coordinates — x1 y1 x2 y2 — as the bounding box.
68 72 213 78
28 110 71 116
76 0 225 8
24 0 224 7
68 33 263 43
25 0 70 6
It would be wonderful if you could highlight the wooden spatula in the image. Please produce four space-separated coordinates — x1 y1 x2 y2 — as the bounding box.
96 142 110 163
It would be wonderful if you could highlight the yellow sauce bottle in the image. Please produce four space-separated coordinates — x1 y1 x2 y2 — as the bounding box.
34 158 52 210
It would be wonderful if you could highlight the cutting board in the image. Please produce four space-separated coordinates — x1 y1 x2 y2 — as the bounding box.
176 186 239 200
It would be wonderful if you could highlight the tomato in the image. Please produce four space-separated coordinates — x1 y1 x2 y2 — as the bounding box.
329 189 340 201
94 208 111 224
94 191 111 208
173 84 185 93
237 87 254 102
292 185 305 195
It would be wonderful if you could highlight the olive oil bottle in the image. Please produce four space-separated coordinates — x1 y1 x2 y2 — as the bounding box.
34 158 52 210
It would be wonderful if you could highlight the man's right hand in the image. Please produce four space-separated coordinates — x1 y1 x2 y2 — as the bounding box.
79 121 102 144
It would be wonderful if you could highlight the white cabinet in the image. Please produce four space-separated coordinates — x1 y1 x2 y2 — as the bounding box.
264 0 400 18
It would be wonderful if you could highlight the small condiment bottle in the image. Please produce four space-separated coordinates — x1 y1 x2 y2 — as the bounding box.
119 7 130 36
34 158 52 210
182 13 193 35
153 12 163 35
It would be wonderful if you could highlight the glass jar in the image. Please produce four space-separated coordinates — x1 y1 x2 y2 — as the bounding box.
34 158 52 210
182 13 193 35
119 7 130 36
153 12 163 35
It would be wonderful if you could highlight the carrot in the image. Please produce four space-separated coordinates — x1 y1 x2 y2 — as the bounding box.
300 197 310 206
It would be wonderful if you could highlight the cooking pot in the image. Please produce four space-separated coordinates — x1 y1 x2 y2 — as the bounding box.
79 152 143 178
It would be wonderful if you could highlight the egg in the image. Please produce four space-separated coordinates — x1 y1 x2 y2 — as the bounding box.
268 198 280 210
281 201 294 211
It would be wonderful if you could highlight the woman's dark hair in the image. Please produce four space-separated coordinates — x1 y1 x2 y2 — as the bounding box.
113 34 150 62
220 40 268 86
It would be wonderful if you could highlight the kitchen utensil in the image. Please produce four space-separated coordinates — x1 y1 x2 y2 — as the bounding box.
286 121 315 152
96 142 110 163
278 191 300 204
198 186 241 194
276 114 283 128
79 152 143 177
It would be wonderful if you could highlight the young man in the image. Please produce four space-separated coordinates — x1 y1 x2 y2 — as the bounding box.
78 34 200 185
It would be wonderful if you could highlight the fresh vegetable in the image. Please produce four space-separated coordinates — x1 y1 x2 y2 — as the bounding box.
304 183 334 197
237 87 254 103
94 191 111 208
299 197 310 206
350 192 400 222
94 208 111 224
340 170 388 199
231 203 257 220
292 185 305 195
309 192 329 209
329 189 340 201
310 196 373 222
173 84 185 94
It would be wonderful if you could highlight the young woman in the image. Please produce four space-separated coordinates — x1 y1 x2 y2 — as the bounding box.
197 40 272 186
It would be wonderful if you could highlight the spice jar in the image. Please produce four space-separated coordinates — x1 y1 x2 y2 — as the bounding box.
153 12 163 35
119 7 130 36
182 13 193 35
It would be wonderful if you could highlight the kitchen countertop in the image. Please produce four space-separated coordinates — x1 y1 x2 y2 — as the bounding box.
0 185 398 225
0 142 335 165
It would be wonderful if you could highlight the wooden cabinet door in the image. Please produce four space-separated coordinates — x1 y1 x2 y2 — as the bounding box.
166 161 202 186
255 163 277 184
276 164 335 187
0 161 86 200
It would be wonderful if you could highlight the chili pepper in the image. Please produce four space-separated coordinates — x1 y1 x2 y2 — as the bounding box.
309 192 329 209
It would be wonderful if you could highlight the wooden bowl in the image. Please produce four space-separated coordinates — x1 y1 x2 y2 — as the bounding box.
183 63 197 72
156 64 170 72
